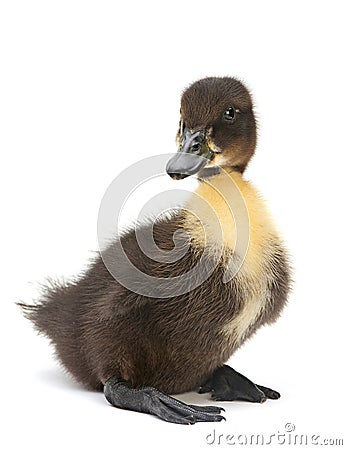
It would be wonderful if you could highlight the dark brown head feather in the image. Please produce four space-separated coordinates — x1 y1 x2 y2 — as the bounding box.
180 77 257 173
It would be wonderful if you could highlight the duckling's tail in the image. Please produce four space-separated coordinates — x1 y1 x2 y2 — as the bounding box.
16 279 68 338
17 279 103 390
17 301 43 332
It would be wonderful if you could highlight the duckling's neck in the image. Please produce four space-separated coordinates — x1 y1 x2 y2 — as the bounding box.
182 167 276 259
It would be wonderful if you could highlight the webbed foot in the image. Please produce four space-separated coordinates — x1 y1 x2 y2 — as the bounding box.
199 365 280 403
104 376 225 424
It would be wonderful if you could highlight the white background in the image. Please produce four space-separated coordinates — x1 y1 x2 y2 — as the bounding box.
1 0 346 448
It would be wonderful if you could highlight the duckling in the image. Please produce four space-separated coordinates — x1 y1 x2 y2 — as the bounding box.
19 76 291 424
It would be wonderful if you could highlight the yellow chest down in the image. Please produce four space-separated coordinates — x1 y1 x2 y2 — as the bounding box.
183 169 282 342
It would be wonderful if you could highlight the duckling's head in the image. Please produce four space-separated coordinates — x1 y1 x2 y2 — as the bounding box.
166 77 256 180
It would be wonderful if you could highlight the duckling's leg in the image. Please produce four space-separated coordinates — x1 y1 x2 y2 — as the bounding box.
198 365 280 403
104 376 225 424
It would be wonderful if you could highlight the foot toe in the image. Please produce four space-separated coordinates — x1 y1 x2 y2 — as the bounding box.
153 407 197 424
188 404 225 414
256 385 281 400
157 394 226 423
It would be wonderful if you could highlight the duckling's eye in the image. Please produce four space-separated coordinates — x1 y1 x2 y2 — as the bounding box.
223 107 236 121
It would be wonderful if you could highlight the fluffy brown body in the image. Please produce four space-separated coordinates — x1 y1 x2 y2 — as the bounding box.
21 179 290 394
21 77 291 396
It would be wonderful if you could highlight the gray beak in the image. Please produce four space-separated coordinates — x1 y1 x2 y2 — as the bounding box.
166 129 214 180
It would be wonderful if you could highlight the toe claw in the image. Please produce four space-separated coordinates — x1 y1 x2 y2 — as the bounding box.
214 415 226 422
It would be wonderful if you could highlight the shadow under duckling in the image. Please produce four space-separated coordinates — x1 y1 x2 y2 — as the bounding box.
19 77 291 424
